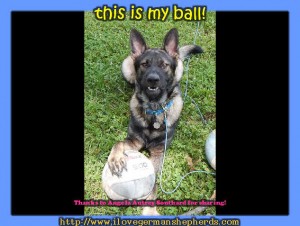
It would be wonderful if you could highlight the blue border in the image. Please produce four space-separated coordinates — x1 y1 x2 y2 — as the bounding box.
1 1 299 225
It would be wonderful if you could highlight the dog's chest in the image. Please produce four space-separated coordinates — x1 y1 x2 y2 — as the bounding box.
146 114 165 131
139 114 165 141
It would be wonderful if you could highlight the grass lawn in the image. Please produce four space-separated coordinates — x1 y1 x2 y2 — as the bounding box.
84 11 216 215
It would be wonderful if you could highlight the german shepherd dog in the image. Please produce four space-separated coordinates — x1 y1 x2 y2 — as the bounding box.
108 28 202 215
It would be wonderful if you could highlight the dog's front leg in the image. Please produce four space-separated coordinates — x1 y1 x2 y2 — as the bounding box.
108 138 143 177
142 145 164 216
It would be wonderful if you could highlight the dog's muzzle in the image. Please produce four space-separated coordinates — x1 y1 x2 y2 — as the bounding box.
147 73 160 91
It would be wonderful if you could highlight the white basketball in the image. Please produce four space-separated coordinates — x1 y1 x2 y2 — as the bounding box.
102 150 155 200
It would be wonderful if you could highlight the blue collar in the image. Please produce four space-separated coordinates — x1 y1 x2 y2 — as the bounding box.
145 100 174 116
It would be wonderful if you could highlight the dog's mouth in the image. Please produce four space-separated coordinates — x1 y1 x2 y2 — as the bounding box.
147 86 159 91
145 85 161 99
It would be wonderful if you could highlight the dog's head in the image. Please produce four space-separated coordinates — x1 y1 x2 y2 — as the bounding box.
122 28 203 100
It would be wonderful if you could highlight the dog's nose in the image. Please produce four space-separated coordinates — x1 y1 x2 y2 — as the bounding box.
147 73 160 84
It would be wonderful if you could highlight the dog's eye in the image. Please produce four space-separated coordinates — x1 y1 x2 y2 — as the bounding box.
160 62 169 69
141 62 149 68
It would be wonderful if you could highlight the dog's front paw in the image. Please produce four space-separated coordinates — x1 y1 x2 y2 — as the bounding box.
108 150 127 177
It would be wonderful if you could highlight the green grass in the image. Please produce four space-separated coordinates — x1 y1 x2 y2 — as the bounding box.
84 11 216 216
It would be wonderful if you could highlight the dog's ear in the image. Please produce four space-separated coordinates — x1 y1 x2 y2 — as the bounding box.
130 29 147 58
163 28 179 57
179 45 203 60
